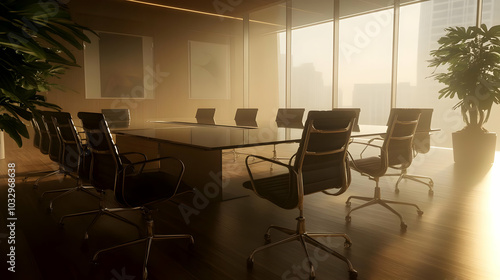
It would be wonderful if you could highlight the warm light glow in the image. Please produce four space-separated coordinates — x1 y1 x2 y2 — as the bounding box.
124 0 281 27
487 158 500 276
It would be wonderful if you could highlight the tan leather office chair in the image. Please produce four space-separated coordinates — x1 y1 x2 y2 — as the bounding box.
195 108 216 124
226 108 258 161
243 110 358 280
346 108 424 231
387 108 434 194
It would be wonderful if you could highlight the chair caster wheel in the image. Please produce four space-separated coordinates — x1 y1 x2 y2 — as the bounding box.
345 201 351 207
428 189 434 195
246 257 254 270
400 223 407 231
395 188 400 194
344 240 352 248
349 269 358 279
264 233 271 244
345 216 352 223
417 210 424 216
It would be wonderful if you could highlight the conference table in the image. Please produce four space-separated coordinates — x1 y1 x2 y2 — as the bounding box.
113 120 388 201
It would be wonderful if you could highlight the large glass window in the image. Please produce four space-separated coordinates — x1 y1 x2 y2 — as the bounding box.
289 0 334 111
397 0 477 148
338 8 394 125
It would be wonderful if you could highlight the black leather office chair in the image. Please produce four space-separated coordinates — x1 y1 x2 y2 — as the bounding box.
41 112 99 211
389 108 434 194
76 112 193 280
23 111 58 181
30 111 76 189
101 108 131 128
270 108 305 170
195 108 216 124
243 110 358 280
346 108 424 231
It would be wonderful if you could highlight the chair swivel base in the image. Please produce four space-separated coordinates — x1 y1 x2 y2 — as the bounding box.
345 186 424 231
397 174 434 194
92 217 194 280
42 185 99 212
23 169 59 182
59 205 142 240
246 216 357 280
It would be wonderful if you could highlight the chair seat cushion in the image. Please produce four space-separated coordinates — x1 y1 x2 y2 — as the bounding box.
350 156 385 177
121 171 188 207
243 174 298 210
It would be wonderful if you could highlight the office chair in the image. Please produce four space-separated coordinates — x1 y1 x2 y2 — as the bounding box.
195 108 216 124
40 112 99 212
243 110 358 280
387 108 434 194
234 108 258 127
360 108 434 194
346 108 424 231
270 108 305 170
22 111 58 181
101 108 131 128
30 111 77 189
226 108 259 161
77 112 194 280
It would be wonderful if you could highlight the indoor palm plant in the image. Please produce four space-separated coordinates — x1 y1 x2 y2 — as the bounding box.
429 24 500 164
0 0 92 147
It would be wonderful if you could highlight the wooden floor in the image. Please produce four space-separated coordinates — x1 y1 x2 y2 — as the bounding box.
1 137 500 280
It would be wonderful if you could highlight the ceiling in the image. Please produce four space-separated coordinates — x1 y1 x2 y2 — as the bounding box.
123 0 285 16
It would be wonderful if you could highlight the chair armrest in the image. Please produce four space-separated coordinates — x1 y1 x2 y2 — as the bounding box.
354 137 384 158
244 154 295 195
123 156 185 196
120 152 148 173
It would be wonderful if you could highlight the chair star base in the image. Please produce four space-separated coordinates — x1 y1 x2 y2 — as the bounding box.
345 184 424 231
247 217 358 280
59 195 143 240
92 215 194 280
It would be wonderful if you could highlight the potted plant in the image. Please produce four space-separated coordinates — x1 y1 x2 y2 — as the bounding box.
429 24 500 164
0 0 93 147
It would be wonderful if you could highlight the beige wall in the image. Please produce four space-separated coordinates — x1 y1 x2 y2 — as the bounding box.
42 0 281 127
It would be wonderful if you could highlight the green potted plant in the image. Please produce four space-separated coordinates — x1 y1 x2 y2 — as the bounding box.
0 0 93 147
429 24 500 164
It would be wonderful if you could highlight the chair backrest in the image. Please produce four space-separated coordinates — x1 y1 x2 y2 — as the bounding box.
294 110 357 196
33 112 50 154
414 108 433 154
31 115 41 149
234 108 258 126
275 108 305 128
382 109 421 170
41 111 62 164
195 108 216 124
78 112 123 192
101 108 131 128
51 112 88 177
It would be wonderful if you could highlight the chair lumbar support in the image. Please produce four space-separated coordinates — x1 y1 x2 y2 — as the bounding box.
247 214 357 280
